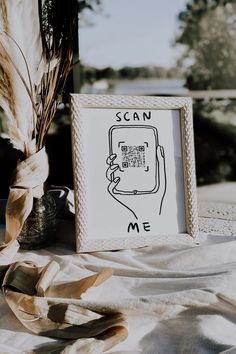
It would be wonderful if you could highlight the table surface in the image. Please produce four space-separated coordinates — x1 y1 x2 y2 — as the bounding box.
1 183 236 354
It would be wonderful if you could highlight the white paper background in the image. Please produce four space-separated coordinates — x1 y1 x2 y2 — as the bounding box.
81 108 186 240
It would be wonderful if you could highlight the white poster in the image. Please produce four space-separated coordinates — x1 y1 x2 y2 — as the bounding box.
71 95 198 252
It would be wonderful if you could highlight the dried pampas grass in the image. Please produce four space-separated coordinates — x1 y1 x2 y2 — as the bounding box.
0 0 8 33
36 0 78 148
0 41 16 120
0 1 79 247
0 0 78 155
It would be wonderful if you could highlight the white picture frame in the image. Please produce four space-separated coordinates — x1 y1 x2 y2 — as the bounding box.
71 94 199 253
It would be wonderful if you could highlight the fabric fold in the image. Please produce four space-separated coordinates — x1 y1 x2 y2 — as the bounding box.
1 260 128 353
4 147 49 244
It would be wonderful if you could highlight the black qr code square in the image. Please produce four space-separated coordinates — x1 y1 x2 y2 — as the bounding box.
121 145 146 168
139 145 145 151
121 146 128 152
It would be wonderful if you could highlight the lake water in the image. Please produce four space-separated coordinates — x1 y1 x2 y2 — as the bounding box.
81 78 188 96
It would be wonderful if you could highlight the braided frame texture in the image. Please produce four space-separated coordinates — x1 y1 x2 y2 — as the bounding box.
71 94 199 253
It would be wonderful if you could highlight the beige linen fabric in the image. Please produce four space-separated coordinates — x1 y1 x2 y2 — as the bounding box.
1 234 236 353
1 189 236 353
5 147 49 243
1 260 127 353
0 148 48 270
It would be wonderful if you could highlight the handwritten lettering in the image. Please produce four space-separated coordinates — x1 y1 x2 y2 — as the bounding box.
127 221 151 233
116 111 151 122
143 222 151 232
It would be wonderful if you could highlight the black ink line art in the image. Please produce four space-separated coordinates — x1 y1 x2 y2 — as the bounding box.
108 125 159 195
106 125 167 219
157 145 167 215
106 153 138 220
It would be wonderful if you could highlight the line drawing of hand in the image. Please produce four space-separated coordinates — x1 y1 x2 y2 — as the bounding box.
106 145 166 220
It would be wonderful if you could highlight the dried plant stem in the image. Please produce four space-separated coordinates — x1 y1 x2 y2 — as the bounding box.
36 49 74 150
0 0 78 154
0 43 16 119
2 31 37 140
35 0 78 150
0 39 37 118
0 0 8 33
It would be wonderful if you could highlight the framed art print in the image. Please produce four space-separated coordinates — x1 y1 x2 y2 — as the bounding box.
71 94 199 253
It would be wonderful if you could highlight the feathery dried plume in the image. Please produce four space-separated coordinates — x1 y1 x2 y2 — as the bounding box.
0 42 16 120
0 0 8 33
0 0 47 156
0 0 16 121
0 0 78 154
37 0 78 148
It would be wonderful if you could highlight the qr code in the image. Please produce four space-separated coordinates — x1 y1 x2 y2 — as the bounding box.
121 145 146 168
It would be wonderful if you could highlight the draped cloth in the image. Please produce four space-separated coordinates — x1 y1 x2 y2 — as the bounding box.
0 148 49 267
1 224 236 353
1 186 236 352
1 260 127 353
0 157 128 353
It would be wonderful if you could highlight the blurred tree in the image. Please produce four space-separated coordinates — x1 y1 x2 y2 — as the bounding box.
64 0 103 95
80 64 183 84
96 66 117 80
176 0 236 185
79 0 101 12
78 0 103 27
176 0 236 90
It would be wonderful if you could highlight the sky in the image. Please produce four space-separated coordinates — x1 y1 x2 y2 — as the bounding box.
79 0 188 69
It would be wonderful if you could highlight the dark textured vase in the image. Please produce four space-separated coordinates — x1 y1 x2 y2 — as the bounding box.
17 192 57 250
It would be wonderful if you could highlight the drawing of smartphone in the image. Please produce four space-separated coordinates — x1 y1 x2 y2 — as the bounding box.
108 125 159 195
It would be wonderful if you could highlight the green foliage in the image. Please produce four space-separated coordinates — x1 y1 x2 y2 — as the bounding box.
177 0 236 90
78 0 102 12
176 0 236 184
193 101 236 184
118 66 172 80
177 0 234 47
78 0 103 26
80 65 183 84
